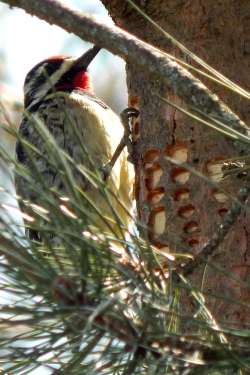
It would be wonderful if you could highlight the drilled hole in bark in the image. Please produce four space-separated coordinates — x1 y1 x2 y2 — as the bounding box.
188 238 199 247
149 207 166 236
218 208 228 217
213 191 229 203
144 149 160 165
178 204 195 218
184 221 199 234
147 187 165 205
174 188 190 201
206 159 224 182
145 164 163 190
129 95 139 107
165 143 188 163
171 167 190 184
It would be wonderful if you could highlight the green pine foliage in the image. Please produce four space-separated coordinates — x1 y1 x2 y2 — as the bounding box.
0 111 250 375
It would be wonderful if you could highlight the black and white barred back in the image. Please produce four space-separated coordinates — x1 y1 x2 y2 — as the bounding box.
16 79 133 237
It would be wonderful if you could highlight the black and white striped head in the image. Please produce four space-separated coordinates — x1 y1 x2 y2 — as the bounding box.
23 46 100 109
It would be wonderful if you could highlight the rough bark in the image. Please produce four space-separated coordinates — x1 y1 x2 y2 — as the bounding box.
101 0 250 330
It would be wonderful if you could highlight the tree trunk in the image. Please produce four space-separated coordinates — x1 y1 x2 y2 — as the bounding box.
101 0 250 330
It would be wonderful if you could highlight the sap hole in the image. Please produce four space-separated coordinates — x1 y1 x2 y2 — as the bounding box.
152 167 163 188
184 221 199 234
171 167 190 184
154 210 166 236
213 191 229 203
206 160 224 182
174 188 190 201
144 149 160 164
188 238 199 247
165 143 188 163
147 188 165 205
178 204 195 218
145 164 163 190
218 208 228 217
149 207 166 236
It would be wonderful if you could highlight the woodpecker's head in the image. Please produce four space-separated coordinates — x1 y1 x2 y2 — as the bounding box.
23 45 100 109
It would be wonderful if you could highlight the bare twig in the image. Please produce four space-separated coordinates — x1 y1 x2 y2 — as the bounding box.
1 0 250 151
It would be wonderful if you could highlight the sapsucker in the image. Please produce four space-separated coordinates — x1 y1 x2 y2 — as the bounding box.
15 46 134 241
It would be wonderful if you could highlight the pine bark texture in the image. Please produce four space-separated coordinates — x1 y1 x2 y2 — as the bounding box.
101 0 250 329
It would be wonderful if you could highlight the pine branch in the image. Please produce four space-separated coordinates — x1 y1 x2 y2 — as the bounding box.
1 0 250 154
50 275 250 368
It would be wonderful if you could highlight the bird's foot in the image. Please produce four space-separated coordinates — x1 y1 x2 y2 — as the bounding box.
100 162 113 182
120 107 139 163
101 107 139 181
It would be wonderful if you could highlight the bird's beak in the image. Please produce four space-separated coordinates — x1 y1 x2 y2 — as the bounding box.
73 45 101 70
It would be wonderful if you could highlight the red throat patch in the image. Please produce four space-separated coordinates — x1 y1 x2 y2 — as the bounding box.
72 71 93 93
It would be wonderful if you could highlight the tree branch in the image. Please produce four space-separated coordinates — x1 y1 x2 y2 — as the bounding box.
1 0 250 150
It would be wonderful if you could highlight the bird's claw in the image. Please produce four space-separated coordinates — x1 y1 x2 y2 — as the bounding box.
101 107 140 182
100 162 112 182
120 107 140 129
120 107 139 163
